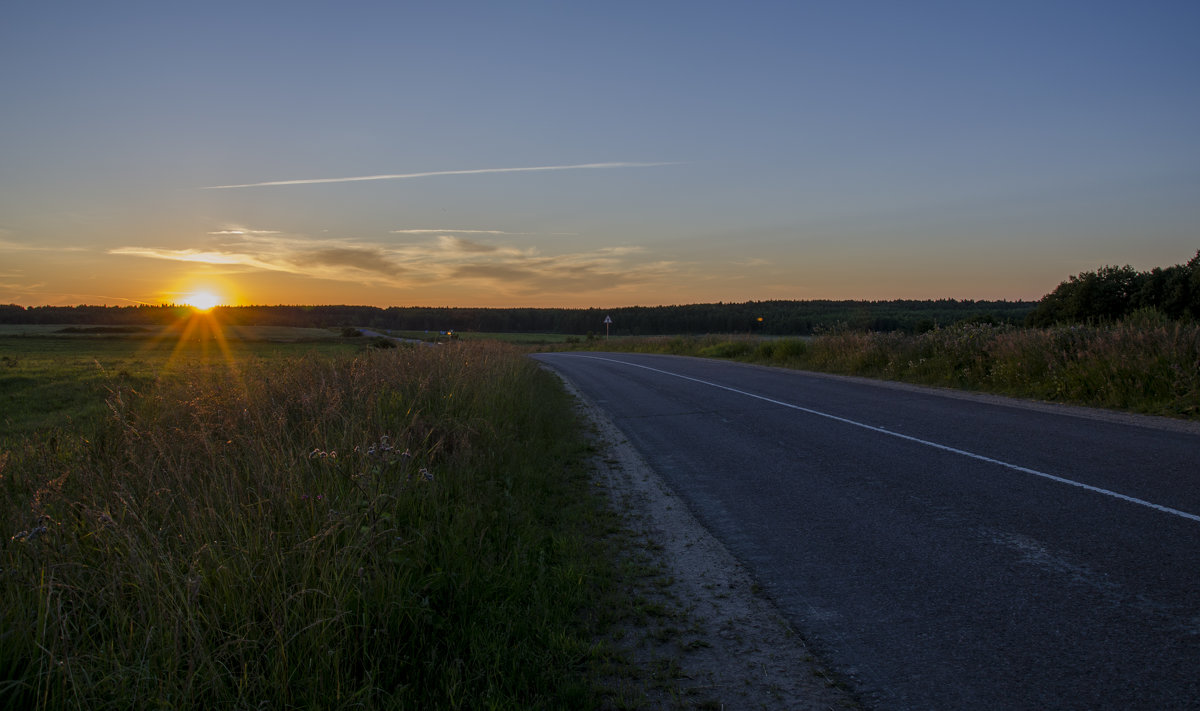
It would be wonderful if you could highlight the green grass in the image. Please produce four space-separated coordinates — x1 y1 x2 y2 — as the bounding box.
549 316 1200 419
0 324 346 341
0 330 360 443
0 338 622 709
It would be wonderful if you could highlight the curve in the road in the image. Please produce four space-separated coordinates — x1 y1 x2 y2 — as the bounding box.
535 352 1200 711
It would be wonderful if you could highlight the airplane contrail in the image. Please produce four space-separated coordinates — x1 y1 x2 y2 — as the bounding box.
202 162 678 189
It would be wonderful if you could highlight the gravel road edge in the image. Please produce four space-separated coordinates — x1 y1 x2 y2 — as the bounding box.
552 371 861 710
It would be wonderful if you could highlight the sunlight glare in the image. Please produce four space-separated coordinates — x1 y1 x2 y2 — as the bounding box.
185 290 221 311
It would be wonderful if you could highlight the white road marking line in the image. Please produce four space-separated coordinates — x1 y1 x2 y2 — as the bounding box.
571 354 1200 524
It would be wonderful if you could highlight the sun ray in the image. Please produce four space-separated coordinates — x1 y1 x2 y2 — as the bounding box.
146 301 243 384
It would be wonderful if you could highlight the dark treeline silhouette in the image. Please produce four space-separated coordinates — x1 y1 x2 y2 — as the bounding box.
0 299 1033 335
1027 250 1200 326
9 253 1198 335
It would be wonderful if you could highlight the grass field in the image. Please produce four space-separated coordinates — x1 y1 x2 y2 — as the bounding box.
0 325 630 709
0 326 360 443
0 324 347 341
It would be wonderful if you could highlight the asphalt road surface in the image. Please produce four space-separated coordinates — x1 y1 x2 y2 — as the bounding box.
533 352 1200 710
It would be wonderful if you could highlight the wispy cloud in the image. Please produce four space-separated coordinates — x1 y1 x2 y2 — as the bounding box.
0 238 88 253
437 236 499 254
391 229 522 235
109 225 683 297
110 232 400 284
288 247 403 277
0 286 152 306
0 279 41 292
390 228 579 236
109 247 273 268
201 162 679 189
446 244 677 295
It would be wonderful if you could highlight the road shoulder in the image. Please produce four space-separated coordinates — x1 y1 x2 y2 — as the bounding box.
553 371 859 710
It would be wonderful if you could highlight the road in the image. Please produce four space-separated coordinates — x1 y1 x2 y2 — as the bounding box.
532 352 1200 710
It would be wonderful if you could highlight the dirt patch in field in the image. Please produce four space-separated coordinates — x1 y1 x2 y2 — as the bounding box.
558 376 860 710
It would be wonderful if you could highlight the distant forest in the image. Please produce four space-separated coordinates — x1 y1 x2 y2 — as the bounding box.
0 299 1032 335
4 252 1195 335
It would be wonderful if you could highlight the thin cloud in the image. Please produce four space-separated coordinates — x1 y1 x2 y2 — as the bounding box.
453 264 537 282
289 247 403 276
207 229 283 235
202 162 679 189
437 236 498 254
109 247 270 268
2 289 152 305
390 228 580 236
110 233 408 285
391 229 521 235
446 244 679 296
0 238 88 253
108 229 681 295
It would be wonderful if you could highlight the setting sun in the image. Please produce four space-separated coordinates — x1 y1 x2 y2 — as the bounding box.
184 290 221 311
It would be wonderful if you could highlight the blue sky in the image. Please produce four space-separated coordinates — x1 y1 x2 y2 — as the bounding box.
2 1 1197 307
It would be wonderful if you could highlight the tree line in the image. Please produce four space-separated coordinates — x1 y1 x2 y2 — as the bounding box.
1026 250 1200 326
0 299 1034 335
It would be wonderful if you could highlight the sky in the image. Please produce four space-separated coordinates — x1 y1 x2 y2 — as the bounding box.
2 1 1197 309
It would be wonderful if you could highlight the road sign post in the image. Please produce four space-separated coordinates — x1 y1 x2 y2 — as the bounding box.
604 315 612 340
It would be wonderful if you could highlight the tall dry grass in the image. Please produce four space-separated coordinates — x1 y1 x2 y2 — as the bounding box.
581 315 1200 418
801 318 1200 416
1 342 607 709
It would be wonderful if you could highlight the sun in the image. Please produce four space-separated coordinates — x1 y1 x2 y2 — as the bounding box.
184 290 222 311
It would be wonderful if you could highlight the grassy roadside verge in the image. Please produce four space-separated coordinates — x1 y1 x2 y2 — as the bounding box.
1 341 622 709
551 316 1200 420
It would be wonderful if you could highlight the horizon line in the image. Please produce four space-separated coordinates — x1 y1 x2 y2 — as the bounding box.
3 297 1041 310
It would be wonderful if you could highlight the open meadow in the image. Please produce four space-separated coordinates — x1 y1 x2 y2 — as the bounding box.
0 326 624 709
0 325 361 442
